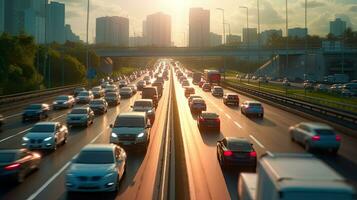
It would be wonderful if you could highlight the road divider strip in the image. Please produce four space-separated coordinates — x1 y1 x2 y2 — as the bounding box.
249 134 265 149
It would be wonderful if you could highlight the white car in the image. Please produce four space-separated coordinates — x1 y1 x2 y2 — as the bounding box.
131 99 156 123
76 91 94 104
66 144 127 192
119 87 133 98
22 122 68 151
53 95 75 109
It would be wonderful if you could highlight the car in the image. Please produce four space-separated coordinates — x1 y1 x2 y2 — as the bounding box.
66 144 127 192
190 98 207 114
282 80 291 87
223 93 239 106
152 81 164 98
22 104 50 122
181 80 190 87
101 81 110 88
131 99 156 123
53 95 75 110
110 112 151 151
156 76 164 84
144 75 151 82
104 85 118 94
314 84 329 92
211 86 224 97
127 84 138 94
188 95 202 106
92 86 105 98
289 122 341 153
0 149 41 183
240 101 264 118
76 91 94 104
141 87 159 108
89 99 108 114
216 137 257 170
22 122 68 151
184 87 195 98
202 83 211 91
105 92 120 106
118 80 128 88
67 107 95 127
119 87 133 98
329 84 343 94
74 87 86 97
179 76 187 83
136 80 146 91
0 114 3 128
197 112 220 132
198 80 206 88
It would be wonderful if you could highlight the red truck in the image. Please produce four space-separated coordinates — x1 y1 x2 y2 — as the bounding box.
204 70 221 85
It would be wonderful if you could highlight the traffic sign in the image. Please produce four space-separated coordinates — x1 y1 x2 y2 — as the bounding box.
86 68 96 79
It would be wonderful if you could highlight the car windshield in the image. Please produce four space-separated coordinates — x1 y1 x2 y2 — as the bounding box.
90 100 103 105
315 129 335 135
27 105 41 110
78 92 89 96
121 88 131 92
0 153 16 162
134 101 152 107
56 96 69 100
75 151 114 164
114 116 145 127
201 113 218 119
75 88 85 92
228 142 252 152
31 124 55 132
249 103 261 107
106 93 117 97
71 109 87 114
214 88 223 91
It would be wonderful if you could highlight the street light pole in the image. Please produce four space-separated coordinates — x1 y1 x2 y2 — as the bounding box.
285 0 289 79
239 6 249 49
304 0 308 81
216 8 225 45
86 0 90 85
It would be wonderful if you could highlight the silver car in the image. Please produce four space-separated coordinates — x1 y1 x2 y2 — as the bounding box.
53 95 75 109
211 86 224 97
240 101 264 118
76 91 94 104
22 122 68 151
67 107 95 127
92 86 105 98
89 99 108 114
105 92 120 106
131 99 156 123
290 122 341 153
119 87 133 98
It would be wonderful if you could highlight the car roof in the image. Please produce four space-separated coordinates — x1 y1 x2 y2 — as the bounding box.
226 93 238 96
82 144 115 152
201 112 219 118
189 95 202 99
192 98 205 103
244 100 261 104
119 112 146 118
300 122 333 130
135 99 153 103
72 107 88 110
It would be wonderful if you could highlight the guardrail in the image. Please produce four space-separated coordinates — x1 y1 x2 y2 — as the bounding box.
0 84 85 106
222 81 357 130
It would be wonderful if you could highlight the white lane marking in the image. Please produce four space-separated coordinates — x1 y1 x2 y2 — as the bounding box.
4 113 22 120
234 121 242 128
249 134 265 149
26 126 109 200
225 113 231 119
26 161 71 200
51 113 66 121
0 128 31 143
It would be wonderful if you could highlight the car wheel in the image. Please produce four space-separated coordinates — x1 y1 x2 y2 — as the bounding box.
305 142 312 152
16 171 26 183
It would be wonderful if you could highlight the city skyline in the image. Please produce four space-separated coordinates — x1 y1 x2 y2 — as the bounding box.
54 0 357 46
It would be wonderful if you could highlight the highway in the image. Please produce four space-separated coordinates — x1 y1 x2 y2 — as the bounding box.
173 69 357 200
0 69 172 200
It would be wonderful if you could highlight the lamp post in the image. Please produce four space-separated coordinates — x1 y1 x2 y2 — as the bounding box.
239 6 249 49
224 23 231 44
86 0 90 85
285 0 289 78
304 0 308 80
216 8 225 45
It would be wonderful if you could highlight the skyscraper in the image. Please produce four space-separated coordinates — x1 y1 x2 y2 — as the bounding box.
0 0 4 33
96 16 129 46
46 1 65 44
243 28 258 47
209 32 222 47
189 8 210 47
65 24 80 42
226 35 241 45
144 12 171 47
260 29 282 45
330 18 346 37
288 27 307 38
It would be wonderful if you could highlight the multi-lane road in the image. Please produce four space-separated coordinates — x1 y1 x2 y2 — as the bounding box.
0 59 356 200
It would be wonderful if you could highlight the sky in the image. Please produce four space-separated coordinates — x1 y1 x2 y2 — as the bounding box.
56 0 357 46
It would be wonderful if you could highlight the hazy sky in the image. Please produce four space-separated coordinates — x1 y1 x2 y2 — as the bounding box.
56 0 357 46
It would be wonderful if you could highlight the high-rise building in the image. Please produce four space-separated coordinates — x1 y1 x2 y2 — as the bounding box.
226 34 241 45
96 16 129 46
46 2 65 44
189 8 210 47
260 29 282 45
4 0 31 35
144 12 171 47
243 28 258 47
129 36 145 47
0 0 4 33
288 27 307 38
65 24 80 42
330 18 346 37
142 20 147 45
24 8 45 43
209 32 222 47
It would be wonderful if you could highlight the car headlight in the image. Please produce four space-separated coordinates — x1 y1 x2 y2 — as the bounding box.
137 132 145 138
23 137 29 141
147 110 153 114
111 133 118 138
44 136 52 141
53 101 58 104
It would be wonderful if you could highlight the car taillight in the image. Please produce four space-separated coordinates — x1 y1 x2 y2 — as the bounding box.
249 151 257 157
336 135 341 141
215 118 220 123
199 117 205 123
312 135 320 141
224 150 233 157
4 163 21 171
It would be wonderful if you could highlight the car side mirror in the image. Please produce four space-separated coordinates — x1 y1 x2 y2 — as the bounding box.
110 124 113 128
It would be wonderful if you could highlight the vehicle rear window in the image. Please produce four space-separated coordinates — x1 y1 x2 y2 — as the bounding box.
27 105 41 110
71 109 87 114
142 88 156 98
134 101 152 107
228 142 252 152
0 153 16 162
315 129 335 135
201 113 218 119
78 91 89 96
31 124 55 132
228 95 238 99
249 103 262 107
114 116 145 127
90 100 103 105
75 151 114 164
57 96 69 100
